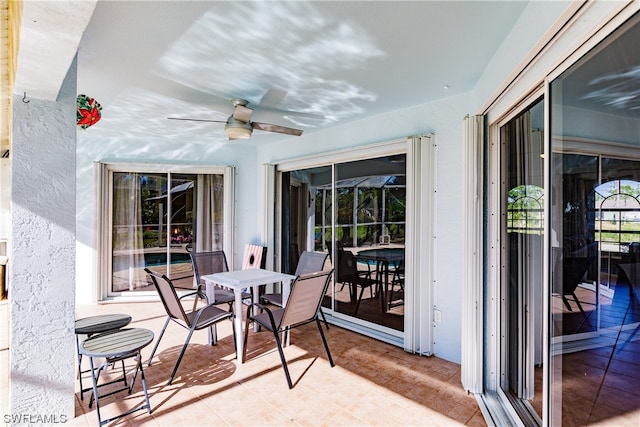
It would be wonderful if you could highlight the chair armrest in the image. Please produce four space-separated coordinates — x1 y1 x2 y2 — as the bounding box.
245 302 279 331
178 290 200 301
245 302 270 317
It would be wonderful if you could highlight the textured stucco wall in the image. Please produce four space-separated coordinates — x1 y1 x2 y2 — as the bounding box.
9 60 76 419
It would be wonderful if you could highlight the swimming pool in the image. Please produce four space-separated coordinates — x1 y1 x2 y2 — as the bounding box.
144 252 192 266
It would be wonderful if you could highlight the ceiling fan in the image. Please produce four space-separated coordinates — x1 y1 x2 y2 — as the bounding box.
168 98 303 140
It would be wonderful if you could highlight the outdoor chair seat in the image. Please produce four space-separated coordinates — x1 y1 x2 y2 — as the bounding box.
244 270 335 389
261 250 330 328
145 268 235 385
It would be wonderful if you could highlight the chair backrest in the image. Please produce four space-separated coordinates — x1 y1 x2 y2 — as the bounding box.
551 248 593 294
190 250 229 285
279 270 333 330
334 249 360 280
144 268 190 325
562 257 593 294
294 251 329 276
242 244 267 270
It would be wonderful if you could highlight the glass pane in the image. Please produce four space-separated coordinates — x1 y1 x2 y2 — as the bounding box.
286 155 406 332
501 98 544 419
111 171 224 294
314 186 332 251
549 16 640 426
336 187 355 246
334 155 406 331
167 174 197 288
112 172 167 291
550 153 600 339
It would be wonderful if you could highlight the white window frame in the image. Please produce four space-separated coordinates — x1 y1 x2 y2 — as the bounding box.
96 162 235 301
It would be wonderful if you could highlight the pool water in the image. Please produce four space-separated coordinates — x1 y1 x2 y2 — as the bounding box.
144 252 192 266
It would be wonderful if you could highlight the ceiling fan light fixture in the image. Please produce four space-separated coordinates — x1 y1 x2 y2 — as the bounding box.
224 116 253 139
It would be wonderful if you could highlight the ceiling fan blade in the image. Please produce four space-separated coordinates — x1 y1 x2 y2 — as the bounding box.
167 117 226 123
233 105 253 122
255 105 324 121
252 121 303 136
259 88 287 107
256 89 323 120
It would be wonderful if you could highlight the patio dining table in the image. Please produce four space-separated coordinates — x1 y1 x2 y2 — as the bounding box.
202 268 296 363
357 248 405 311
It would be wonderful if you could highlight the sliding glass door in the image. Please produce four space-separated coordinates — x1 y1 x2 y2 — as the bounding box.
548 14 640 426
105 165 229 296
500 98 545 421
279 154 406 332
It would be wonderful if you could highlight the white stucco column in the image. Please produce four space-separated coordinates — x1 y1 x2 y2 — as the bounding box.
9 59 76 420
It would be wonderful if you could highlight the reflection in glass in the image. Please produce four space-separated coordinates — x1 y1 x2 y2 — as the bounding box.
111 172 224 293
333 158 406 330
287 154 406 331
501 99 544 420
549 16 640 426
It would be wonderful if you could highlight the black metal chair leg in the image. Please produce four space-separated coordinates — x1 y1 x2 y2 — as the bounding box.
168 328 196 385
318 308 330 329
147 317 170 366
572 292 587 317
354 287 368 315
561 295 573 312
316 319 335 367
272 327 293 389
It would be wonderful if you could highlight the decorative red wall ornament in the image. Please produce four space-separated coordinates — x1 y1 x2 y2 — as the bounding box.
76 94 102 129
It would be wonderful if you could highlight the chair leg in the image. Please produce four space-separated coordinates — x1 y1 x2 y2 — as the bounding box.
318 308 330 329
168 327 196 385
147 317 170 366
354 286 368 315
561 295 574 312
208 324 218 346
316 319 335 367
571 292 587 317
272 327 294 389
242 310 252 363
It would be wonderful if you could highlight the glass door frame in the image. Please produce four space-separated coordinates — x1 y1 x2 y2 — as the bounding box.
480 3 640 426
484 85 549 426
97 162 235 300
272 137 436 352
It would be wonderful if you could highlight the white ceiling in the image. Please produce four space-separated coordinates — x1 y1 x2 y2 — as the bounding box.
16 1 531 145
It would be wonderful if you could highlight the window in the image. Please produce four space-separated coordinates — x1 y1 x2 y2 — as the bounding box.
594 179 640 252
507 184 544 234
100 164 233 297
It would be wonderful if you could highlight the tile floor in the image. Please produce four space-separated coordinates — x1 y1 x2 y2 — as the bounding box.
1 300 486 426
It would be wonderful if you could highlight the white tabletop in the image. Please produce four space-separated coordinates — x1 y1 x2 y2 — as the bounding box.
202 268 296 288
201 268 297 362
